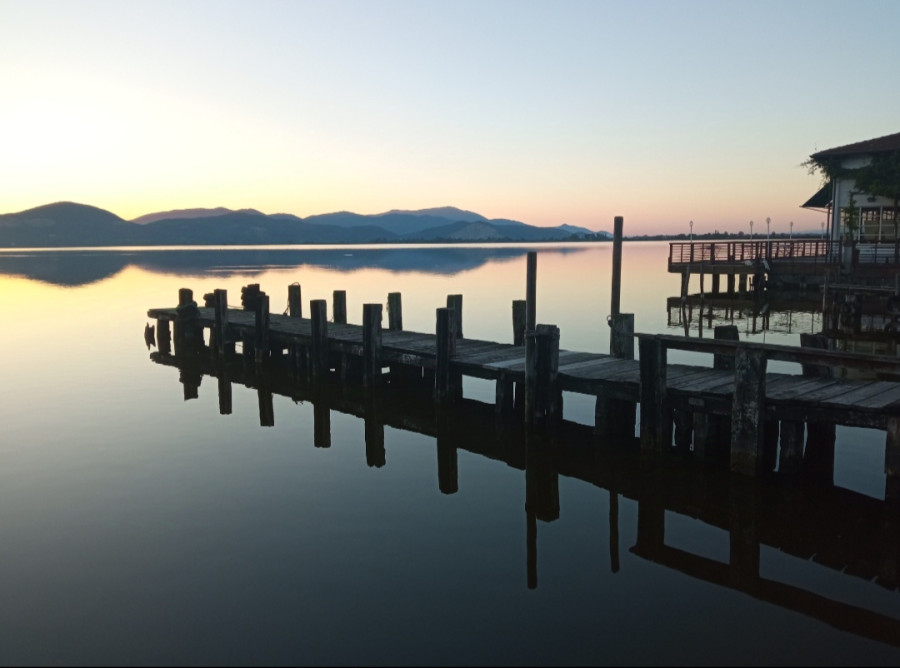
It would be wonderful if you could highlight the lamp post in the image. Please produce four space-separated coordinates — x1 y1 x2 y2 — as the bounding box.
766 217 771 242
821 221 825 240
689 220 693 243
790 220 794 241
750 220 754 241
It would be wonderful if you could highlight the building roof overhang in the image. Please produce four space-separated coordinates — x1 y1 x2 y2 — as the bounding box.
801 181 832 210
810 131 900 161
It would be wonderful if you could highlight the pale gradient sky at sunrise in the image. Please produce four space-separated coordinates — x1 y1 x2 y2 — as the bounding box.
2 0 899 234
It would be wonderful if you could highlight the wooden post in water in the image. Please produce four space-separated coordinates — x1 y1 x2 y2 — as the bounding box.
447 294 463 339
288 284 302 318
254 292 270 365
693 325 738 459
609 313 634 359
730 347 766 476
213 288 231 356
436 432 459 495
362 303 382 389
596 313 636 439
512 300 526 346
778 420 805 475
526 252 537 331
310 299 329 383
525 324 561 428
333 290 347 325
611 216 624 317
639 335 670 451
434 307 459 403
387 292 403 330
174 288 199 356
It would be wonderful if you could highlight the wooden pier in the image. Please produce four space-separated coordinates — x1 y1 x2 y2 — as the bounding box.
147 252 900 489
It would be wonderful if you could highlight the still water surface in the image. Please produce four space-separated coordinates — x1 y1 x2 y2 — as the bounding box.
0 242 897 665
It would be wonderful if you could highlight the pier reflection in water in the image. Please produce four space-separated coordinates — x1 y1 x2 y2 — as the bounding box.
152 348 900 651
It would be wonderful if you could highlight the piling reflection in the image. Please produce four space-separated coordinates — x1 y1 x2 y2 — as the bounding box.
149 349 900 650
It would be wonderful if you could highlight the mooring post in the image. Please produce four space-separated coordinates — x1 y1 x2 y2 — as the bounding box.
434 307 459 403
310 299 329 383
609 313 634 359
288 284 302 318
387 292 403 330
512 299 526 346
526 252 537 331
595 313 635 439
639 335 670 451
213 288 230 356
713 324 739 370
363 303 382 390
253 292 270 365
611 216 624 316
730 346 767 476
365 398 386 468
333 290 347 325
436 429 459 495
447 294 463 339
525 324 561 428
174 288 199 356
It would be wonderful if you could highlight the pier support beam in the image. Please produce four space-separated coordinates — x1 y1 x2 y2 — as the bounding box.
435 307 460 403
363 303 382 390
596 313 636 440
525 325 561 429
639 336 670 452
254 292 270 365
447 294 463 339
213 289 232 356
730 347 766 476
310 299 329 383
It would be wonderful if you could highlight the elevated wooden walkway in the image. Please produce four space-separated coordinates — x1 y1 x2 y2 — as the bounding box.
147 283 900 483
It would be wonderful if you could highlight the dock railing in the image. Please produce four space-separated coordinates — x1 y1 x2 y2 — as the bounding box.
668 239 837 269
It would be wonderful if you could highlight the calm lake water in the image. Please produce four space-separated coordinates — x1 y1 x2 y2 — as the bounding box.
0 241 897 665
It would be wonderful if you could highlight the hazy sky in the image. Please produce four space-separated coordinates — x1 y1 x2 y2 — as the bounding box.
2 0 898 233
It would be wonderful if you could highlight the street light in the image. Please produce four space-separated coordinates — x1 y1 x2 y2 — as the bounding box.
821 221 825 240
790 220 793 241
750 220 754 241
689 220 693 243
766 217 771 242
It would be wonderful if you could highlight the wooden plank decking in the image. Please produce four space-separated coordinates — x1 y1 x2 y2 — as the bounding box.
147 305 900 431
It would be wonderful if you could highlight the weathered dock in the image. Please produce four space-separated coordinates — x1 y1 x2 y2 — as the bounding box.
146 251 900 490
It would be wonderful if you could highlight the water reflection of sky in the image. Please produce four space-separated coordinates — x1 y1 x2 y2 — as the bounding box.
0 242 898 664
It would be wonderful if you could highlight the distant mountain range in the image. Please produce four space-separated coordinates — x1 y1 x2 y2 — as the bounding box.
0 202 607 247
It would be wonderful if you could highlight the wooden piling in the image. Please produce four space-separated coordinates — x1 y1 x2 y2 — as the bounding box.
611 216 624 316
365 406 386 468
213 288 230 356
387 292 403 330
217 373 232 415
609 313 634 359
447 294 463 339
639 335 670 451
362 303 382 389
526 252 537 332
434 307 459 403
174 288 199 355
730 347 766 476
525 324 561 428
254 293 270 365
333 290 347 325
258 385 274 427
288 284 302 318
512 300 526 346
713 324 739 370
157 318 171 355
310 299 329 383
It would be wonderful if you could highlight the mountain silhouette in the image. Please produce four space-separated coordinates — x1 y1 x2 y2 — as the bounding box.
0 202 599 247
